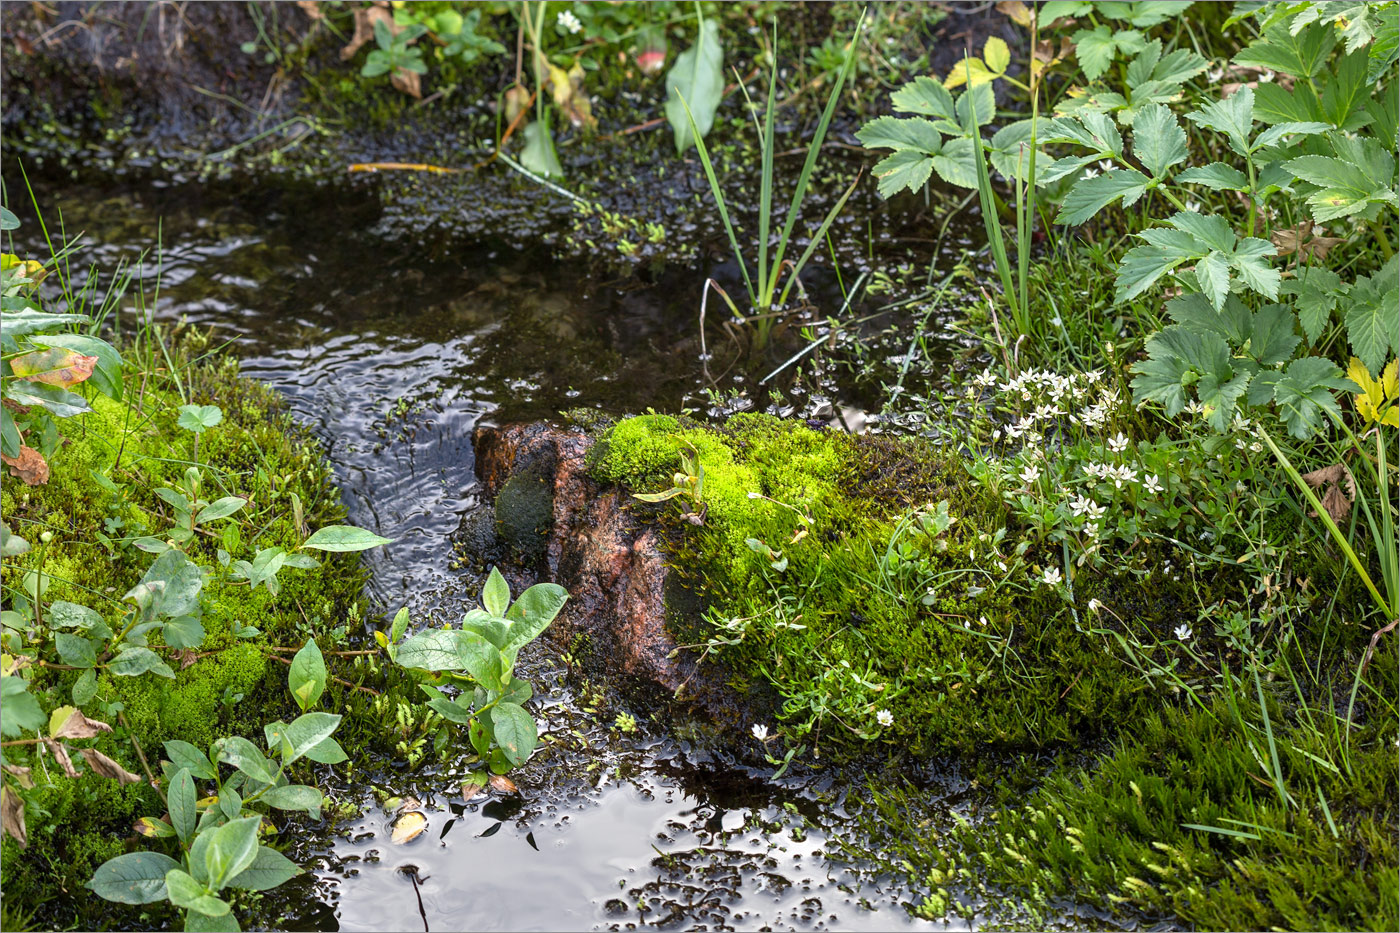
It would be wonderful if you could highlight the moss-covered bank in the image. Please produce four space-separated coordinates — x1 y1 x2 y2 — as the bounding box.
0 332 373 930
580 411 1398 930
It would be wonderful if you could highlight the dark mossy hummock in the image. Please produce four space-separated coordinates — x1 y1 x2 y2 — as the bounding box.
0 333 372 931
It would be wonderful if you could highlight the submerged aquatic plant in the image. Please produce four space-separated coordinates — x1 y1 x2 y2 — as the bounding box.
676 14 867 352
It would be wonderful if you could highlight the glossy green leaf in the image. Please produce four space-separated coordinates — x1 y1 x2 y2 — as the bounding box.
664 18 723 153
164 739 218 781
488 701 538 767
482 567 510 617
288 638 327 712
169 767 198 844
225 845 302 892
166 869 230 917
300 525 393 552
205 816 262 891
87 852 182 904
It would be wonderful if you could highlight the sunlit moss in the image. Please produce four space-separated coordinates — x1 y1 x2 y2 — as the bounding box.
0 336 370 929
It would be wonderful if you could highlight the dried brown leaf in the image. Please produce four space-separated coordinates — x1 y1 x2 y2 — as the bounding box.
175 648 200 670
1 786 26 849
341 5 395 61
43 738 80 778
996 0 1033 26
296 0 323 20
2 764 33 790
80 748 142 784
52 708 114 740
1319 485 1351 522
1273 222 1344 261
391 66 422 99
488 774 518 795
1302 463 1344 488
2 445 49 485
461 781 484 801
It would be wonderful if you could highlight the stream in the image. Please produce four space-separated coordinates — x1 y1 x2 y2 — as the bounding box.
12 174 969 932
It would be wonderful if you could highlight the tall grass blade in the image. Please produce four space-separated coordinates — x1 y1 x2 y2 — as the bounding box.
964 56 1021 332
777 173 862 308
769 10 866 289
758 28 778 304
676 92 757 308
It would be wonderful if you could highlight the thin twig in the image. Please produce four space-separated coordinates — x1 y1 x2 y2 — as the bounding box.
118 711 158 786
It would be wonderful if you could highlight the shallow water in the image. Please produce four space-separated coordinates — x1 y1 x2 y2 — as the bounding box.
12 175 960 931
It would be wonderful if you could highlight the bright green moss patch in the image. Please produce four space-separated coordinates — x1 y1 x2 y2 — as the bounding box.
0 335 371 930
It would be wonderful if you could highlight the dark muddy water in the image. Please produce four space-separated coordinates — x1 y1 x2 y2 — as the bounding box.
10 176 965 932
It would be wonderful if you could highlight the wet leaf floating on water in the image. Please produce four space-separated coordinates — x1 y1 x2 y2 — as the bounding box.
10 347 98 389
488 774 519 796
1 445 49 485
477 822 502 838
391 810 428 845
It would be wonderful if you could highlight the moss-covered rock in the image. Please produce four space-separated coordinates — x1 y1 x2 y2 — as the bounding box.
0 334 371 930
584 412 1209 757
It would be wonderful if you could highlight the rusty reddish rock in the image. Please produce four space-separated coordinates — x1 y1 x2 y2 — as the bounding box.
474 421 739 721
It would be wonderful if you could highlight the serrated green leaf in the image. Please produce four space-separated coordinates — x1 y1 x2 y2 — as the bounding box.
1248 304 1302 366
1132 104 1188 178
1197 370 1252 431
1234 20 1336 77
1194 252 1232 310
1345 284 1400 375
856 116 945 153
1176 162 1248 190
1282 267 1343 345
1058 169 1150 224
872 150 935 197
1186 86 1255 156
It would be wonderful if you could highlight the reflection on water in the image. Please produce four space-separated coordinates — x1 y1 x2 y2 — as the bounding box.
13 176 945 933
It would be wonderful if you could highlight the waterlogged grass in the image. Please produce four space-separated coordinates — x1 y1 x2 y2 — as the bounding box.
0 333 371 930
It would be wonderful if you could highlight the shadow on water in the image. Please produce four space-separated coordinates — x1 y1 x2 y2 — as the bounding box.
9 174 988 932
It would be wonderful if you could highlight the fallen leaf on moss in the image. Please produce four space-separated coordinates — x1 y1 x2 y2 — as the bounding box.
2 764 33 789
391 66 422 99
1 786 25 848
43 738 79 778
80 748 142 784
1 446 49 485
51 707 113 739
341 4 395 60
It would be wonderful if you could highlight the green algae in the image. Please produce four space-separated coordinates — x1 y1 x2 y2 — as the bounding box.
0 334 371 929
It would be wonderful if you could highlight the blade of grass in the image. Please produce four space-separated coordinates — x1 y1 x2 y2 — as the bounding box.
776 173 863 308
676 91 757 309
768 10 866 295
964 56 1021 334
758 25 777 306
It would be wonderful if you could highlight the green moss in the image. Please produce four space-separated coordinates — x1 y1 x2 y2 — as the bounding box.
584 413 1184 756
0 335 370 928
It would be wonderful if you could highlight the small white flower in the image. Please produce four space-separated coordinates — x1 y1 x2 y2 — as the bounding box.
1143 473 1164 494
1069 494 1097 517
1020 462 1042 485
1185 199 1202 213
1081 166 1100 180
1111 466 1139 489
752 723 770 741
1087 598 1102 614
1050 315 1063 328
1042 566 1063 587
1174 623 1193 641
1108 432 1131 453
1083 520 1101 537
875 709 894 727
1249 441 1263 453
557 9 583 34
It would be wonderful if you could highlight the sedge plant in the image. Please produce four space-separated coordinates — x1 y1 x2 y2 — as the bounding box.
676 12 867 353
